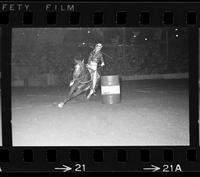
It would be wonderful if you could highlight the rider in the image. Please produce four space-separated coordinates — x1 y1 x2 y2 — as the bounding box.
86 43 105 99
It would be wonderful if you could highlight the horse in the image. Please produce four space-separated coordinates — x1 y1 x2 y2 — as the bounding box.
58 59 100 108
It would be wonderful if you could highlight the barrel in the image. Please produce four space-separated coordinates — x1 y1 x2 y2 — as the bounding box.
101 75 121 104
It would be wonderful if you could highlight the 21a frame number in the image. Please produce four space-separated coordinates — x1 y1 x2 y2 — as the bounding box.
75 164 86 172
163 164 182 172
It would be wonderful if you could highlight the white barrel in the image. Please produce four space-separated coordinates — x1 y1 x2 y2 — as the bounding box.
101 75 121 104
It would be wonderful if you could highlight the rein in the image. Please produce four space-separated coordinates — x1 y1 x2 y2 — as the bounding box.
78 78 92 84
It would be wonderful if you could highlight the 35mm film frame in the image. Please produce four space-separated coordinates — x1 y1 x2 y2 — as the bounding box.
0 1 199 172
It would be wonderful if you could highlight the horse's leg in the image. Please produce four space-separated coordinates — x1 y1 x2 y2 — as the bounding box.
58 84 90 108
83 85 91 94
58 84 77 108
87 89 94 100
66 84 90 102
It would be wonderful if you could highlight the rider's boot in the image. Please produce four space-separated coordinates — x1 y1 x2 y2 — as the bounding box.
93 88 97 96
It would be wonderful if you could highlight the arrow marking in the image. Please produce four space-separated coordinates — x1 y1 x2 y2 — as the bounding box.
143 164 160 172
55 165 72 172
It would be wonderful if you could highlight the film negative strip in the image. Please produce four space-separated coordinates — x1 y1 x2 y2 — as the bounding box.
0 0 200 173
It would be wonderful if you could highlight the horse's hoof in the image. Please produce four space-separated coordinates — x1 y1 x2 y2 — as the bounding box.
58 103 64 108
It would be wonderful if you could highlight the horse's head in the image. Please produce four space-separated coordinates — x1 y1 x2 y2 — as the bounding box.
73 59 85 78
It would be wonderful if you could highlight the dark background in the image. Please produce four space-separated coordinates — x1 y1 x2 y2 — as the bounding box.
0 27 2 146
11 28 189 87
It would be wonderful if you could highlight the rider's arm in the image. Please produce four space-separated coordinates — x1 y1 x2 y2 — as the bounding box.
99 53 105 66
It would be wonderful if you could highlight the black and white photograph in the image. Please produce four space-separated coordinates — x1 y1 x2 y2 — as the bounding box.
11 28 189 146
